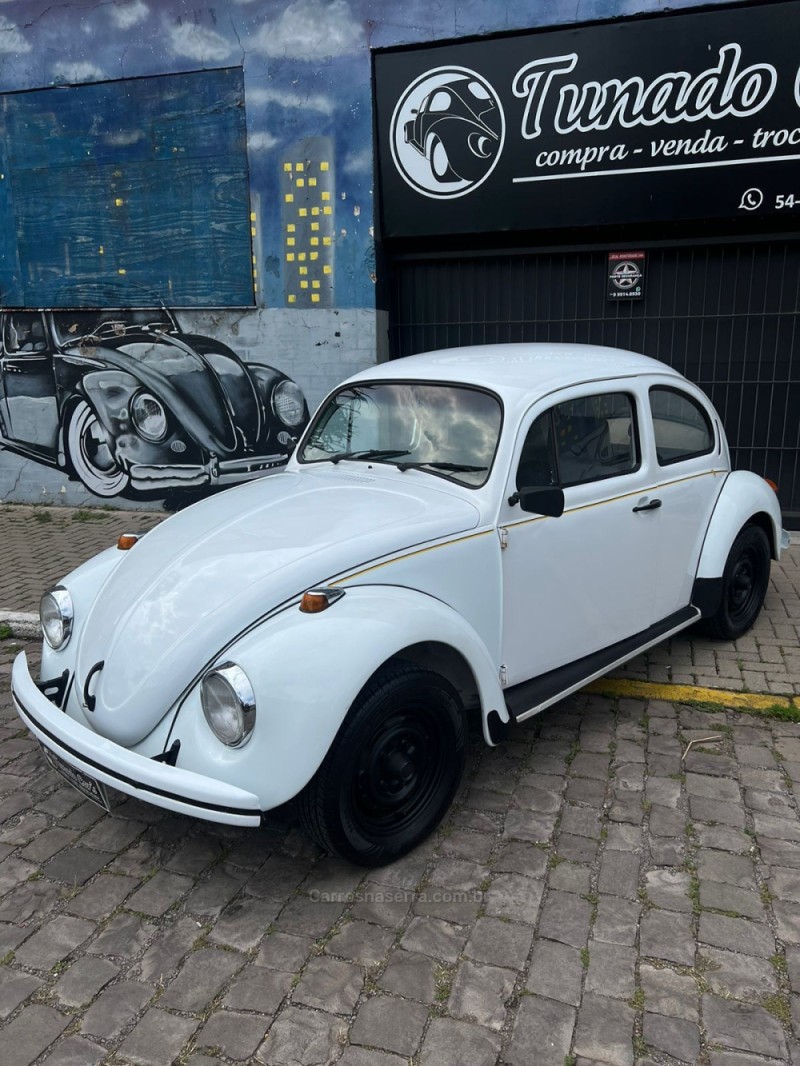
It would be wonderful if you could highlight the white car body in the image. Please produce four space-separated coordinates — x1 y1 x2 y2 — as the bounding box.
11 343 788 865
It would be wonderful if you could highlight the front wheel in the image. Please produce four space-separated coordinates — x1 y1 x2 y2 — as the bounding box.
66 400 129 498
298 664 466 866
702 524 771 640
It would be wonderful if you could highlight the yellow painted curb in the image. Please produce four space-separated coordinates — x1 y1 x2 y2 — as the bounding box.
584 676 800 714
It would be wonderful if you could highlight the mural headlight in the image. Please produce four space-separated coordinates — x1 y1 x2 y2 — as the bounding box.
201 663 256 747
272 380 306 428
40 586 73 650
130 392 168 442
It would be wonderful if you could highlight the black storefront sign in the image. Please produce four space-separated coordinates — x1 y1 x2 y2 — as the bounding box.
607 251 645 300
374 1 800 239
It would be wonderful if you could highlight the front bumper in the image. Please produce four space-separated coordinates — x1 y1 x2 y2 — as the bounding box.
128 453 288 491
11 651 262 826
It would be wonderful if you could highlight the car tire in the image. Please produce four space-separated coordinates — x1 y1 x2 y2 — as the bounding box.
66 400 129 498
702 524 771 640
428 134 458 183
297 663 466 866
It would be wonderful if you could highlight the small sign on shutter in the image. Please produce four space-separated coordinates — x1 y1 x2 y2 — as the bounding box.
607 251 645 300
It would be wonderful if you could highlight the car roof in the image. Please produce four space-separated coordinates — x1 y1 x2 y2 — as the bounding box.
346 343 684 400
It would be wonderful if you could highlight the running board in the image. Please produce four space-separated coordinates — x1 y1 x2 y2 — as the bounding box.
505 605 700 724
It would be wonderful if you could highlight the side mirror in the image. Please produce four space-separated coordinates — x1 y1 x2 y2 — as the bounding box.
508 486 565 517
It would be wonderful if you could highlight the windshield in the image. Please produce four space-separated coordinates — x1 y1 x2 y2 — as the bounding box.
299 381 502 487
51 309 175 347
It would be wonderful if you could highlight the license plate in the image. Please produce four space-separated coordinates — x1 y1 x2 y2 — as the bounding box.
40 745 111 813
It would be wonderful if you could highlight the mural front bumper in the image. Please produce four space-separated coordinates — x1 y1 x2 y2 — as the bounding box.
11 652 262 826
128 451 291 491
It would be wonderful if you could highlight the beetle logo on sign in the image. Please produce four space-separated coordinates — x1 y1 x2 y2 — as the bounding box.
390 66 505 198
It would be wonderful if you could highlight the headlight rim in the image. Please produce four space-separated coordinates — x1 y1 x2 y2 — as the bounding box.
130 390 169 443
200 661 256 748
271 378 306 429
40 585 74 650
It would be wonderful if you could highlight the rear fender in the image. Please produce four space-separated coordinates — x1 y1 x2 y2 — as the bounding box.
172 585 506 811
695 471 784 582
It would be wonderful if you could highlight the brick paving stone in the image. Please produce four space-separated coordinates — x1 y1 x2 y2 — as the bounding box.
207 894 281 950
773 899 800 943
0 969 42 1018
127 869 194 916
538 889 592 948
440 828 495 863
699 880 766 919
400 915 468 962
87 912 155 957
324 920 395 966
0 877 61 923
338 1050 407 1066
573 993 634 1066
593 896 641 946
598 850 640 898
585 941 636 999
260 1007 346 1064
293 955 363 1014
349 881 412 928
419 1017 501 1066
160 947 243 1011
64 872 139 918
702 945 779 999
643 1011 700 1062
464 915 533 970
53 955 119 1008
223 965 292 1014
196 1010 268 1062
502 809 557 843
378 949 438 1002
699 912 775 957
1 1004 70 1066
14 914 95 970
639 963 698 1021
118 1007 200 1066
81 980 154 1039
548 860 591 895
644 868 693 912
703 994 788 1059
556 832 599 863
350 995 428 1055
695 824 753 853
526 938 583 1006
275 895 345 937
256 930 315 972
640 909 696 966
448 959 516 1030
697 849 757 888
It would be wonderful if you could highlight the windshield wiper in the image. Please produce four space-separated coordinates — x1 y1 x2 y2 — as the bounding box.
329 449 410 465
396 461 487 473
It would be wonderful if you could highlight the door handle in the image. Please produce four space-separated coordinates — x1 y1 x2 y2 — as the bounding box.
632 498 662 513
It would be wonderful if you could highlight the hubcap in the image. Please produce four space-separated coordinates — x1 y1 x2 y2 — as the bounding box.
728 548 759 621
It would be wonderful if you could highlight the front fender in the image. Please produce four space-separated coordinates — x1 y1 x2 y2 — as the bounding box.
170 585 506 812
696 471 785 581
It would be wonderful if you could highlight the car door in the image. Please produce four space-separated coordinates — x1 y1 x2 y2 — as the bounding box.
0 312 58 453
499 383 661 687
642 381 727 619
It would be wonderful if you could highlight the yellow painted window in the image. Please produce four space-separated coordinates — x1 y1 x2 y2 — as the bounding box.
286 253 295 262
288 293 296 303
310 251 319 261
311 237 319 246
296 178 305 188
299 266 308 275
287 223 296 233
312 280 320 289
323 236 332 246
321 161 329 171
283 163 292 172
300 280 308 289
311 222 319 231
323 264 332 275
284 193 294 203
323 206 332 215
309 177 317 187
286 237 295 247
321 191 330 201
299 208 307 217
295 162 304 171
298 252 307 261
311 293 320 303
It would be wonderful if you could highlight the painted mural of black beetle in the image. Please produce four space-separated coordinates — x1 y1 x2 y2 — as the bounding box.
0 308 309 499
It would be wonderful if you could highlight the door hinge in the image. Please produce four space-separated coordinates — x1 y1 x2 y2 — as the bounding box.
499 664 508 687
499 527 508 550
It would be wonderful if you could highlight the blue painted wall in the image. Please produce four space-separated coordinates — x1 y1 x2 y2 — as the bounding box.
0 0 747 312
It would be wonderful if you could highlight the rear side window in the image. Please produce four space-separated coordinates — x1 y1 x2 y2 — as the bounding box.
649 387 714 465
517 391 638 489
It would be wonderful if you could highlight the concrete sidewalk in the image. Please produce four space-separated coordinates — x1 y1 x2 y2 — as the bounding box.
1 501 798 697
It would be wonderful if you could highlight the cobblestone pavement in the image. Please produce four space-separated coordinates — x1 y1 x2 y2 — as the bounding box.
2 635 800 1064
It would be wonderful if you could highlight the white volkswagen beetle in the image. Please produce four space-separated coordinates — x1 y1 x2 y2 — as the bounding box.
11 344 789 865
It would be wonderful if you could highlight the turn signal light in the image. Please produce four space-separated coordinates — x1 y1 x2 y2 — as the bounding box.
299 587 345 613
117 533 141 551
764 478 779 493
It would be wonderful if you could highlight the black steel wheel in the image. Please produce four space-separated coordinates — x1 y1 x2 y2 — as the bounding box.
298 663 466 866
703 524 771 640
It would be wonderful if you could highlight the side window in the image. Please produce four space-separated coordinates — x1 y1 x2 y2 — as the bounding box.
516 392 638 490
553 392 638 486
516 412 557 490
649 386 714 465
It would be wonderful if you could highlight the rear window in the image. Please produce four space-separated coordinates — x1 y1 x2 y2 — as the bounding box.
649 387 714 465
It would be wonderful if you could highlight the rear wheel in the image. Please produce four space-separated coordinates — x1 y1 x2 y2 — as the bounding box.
298 664 466 866
702 524 771 640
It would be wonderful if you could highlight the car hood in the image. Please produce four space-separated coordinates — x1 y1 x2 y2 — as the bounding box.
76 469 481 745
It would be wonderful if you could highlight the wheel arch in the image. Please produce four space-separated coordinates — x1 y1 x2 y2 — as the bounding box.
696 471 784 581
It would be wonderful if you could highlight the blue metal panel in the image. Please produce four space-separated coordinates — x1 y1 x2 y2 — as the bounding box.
0 68 253 308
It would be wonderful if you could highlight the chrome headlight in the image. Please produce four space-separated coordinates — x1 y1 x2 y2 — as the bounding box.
40 586 74 650
272 379 306 428
201 662 256 747
130 391 168 442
